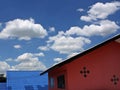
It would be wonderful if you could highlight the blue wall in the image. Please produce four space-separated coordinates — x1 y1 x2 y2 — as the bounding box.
0 83 7 90
7 71 48 90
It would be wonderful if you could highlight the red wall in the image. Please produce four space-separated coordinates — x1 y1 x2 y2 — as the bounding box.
67 41 120 90
49 41 120 90
49 66 68 90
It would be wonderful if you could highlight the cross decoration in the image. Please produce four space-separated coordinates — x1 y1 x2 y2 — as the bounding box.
111 75 119 85
80 67 90 78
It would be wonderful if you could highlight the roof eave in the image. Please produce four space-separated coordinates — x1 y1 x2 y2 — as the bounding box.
40 34 120 75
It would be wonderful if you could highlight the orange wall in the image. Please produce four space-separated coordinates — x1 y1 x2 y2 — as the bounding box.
49 41 120 90
67 41 120 90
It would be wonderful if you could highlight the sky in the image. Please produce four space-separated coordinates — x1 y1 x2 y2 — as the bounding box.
0 0 120 75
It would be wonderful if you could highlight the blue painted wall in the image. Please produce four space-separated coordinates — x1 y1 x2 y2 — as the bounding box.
7 71 48 90
0 83 7 90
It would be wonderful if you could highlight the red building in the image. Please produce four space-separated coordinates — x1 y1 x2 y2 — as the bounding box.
41 34 120 90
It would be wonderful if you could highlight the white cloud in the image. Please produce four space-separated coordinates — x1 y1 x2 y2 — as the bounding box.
16 52 44 62
13 58 46 71
14 45 21 49
16 53 33 62
80 1 120 22
0 61 10 74
38 46 49 51
5 58 14 62
2 52 46 73
0 18 47 40
80 16 92 22
54 58 63 62
53 58 63 66
77 8 84 12
34 52 45 57
67 52 79 59
46 2 120 56
48 33 91 54
13 52 46 71
66 20 119 37
49 27 55 32
3 52 46 71
47 19 119 55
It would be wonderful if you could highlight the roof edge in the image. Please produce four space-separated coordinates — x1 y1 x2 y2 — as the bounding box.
40 34 120 75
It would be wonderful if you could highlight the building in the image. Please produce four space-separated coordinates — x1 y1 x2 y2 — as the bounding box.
0 83 6 90
0 71 48 90
41 34 120 90
7 71 48 90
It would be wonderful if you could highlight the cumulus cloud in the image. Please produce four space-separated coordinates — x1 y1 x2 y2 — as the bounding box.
5 58 14 62
53 58 63 66
16 52 44 62
39 1 120 56
3 52 46 73
13 59 46 71
0 18 47 40
14 53 46 71
12 52 46 71
49 19 119 55
67 52 79 59
34 52 45 57
14 45 22 49
49 27 55 32
47 20 119 55
16 53 34 62
0 61 10 74
48 32 91 54
66 20 119 37
54 58 63 62
38 46 49 51
80 1 120 22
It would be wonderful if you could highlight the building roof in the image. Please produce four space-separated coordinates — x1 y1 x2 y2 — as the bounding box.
40 34 120 75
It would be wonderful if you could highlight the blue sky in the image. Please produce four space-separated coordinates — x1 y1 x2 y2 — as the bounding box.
0 0 120 75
